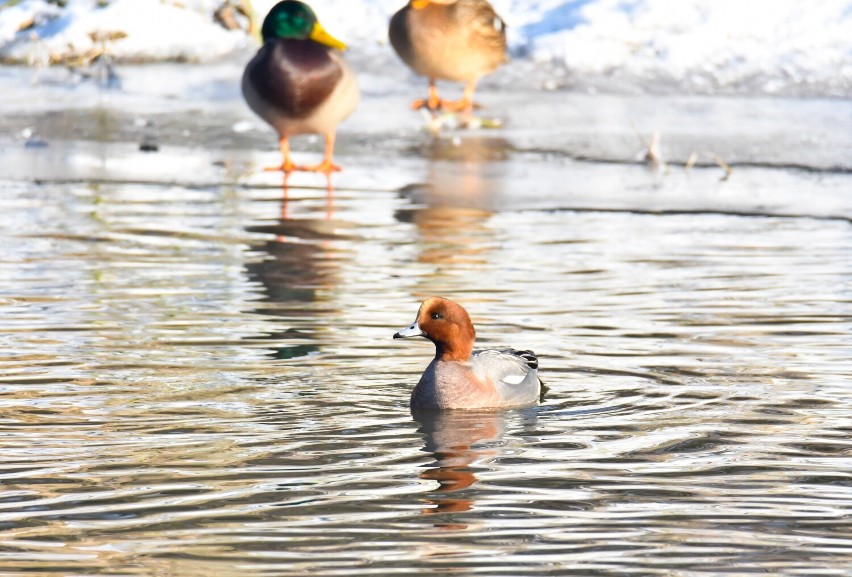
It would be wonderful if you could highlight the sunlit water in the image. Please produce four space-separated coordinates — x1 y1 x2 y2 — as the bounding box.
2 140 851 574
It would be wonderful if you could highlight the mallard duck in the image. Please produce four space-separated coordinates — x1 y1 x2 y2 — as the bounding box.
389 0 507 115
242 1 359 173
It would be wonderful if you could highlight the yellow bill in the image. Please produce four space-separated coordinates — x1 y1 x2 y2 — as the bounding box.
309 21 347 51
412 1 457 8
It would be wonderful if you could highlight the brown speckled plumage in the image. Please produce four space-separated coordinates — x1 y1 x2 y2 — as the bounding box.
389 0 507 83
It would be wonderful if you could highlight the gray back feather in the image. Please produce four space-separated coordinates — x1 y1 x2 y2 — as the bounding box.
471 349 540 406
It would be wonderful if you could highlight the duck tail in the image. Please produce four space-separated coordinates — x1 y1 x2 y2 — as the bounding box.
510 349 538 370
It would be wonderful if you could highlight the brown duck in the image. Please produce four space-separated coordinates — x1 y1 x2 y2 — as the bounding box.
389 0 507 115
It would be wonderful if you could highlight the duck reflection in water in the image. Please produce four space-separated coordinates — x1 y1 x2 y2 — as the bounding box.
412 134 512 207
243 175 341 359
397 135 511 269
413 409 508 527
279 171 335 221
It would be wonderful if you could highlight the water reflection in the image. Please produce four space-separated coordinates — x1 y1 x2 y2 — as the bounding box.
410 135 512 210
414 409 506 526
280 172 336 221
415 135 513 163
396 203 493 266
395 136 511 285
242 179 340 360
2 151 851 576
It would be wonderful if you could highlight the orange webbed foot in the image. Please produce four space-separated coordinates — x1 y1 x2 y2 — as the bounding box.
412 81 443 111
411 97 442 111
412 97 479 115
298 160 342 174
263 162 298 173
437 99 471 113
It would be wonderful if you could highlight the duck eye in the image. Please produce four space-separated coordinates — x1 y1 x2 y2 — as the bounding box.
431 312 444 320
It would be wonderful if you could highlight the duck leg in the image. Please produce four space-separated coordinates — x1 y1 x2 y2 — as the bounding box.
411 78 442 111
439 80 477 115
299 131 342 174
264 136 298 173
412 79 479 118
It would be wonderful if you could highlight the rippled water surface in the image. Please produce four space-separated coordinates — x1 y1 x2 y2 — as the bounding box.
3 169 850 576
1 73 852 575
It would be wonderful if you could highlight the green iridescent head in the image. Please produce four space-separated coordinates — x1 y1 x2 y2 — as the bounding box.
261 1 346 50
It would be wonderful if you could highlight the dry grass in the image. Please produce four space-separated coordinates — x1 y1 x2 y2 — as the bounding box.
635 126 732 180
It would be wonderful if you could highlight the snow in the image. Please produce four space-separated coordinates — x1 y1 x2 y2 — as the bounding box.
1 0 851 96
0 0 249 62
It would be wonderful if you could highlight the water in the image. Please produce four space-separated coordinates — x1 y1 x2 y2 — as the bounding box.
2 167 850 575
1 67 852 575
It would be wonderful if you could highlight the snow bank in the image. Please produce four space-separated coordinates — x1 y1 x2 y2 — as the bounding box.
0 0 248 62
520 0 852 95
1 0 850 95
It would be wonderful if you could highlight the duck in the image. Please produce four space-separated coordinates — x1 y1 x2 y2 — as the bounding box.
389 0 507 116
242 0 359 174
394 297 541 409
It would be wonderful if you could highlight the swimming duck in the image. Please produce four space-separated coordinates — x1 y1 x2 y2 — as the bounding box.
242 0 359 173
394 297 541 409
389 0 507 115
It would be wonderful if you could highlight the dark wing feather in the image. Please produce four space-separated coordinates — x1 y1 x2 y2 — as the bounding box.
388 7 414 68
507 349 538 370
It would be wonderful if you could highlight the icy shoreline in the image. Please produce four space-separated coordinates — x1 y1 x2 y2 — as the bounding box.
1 0 851 97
